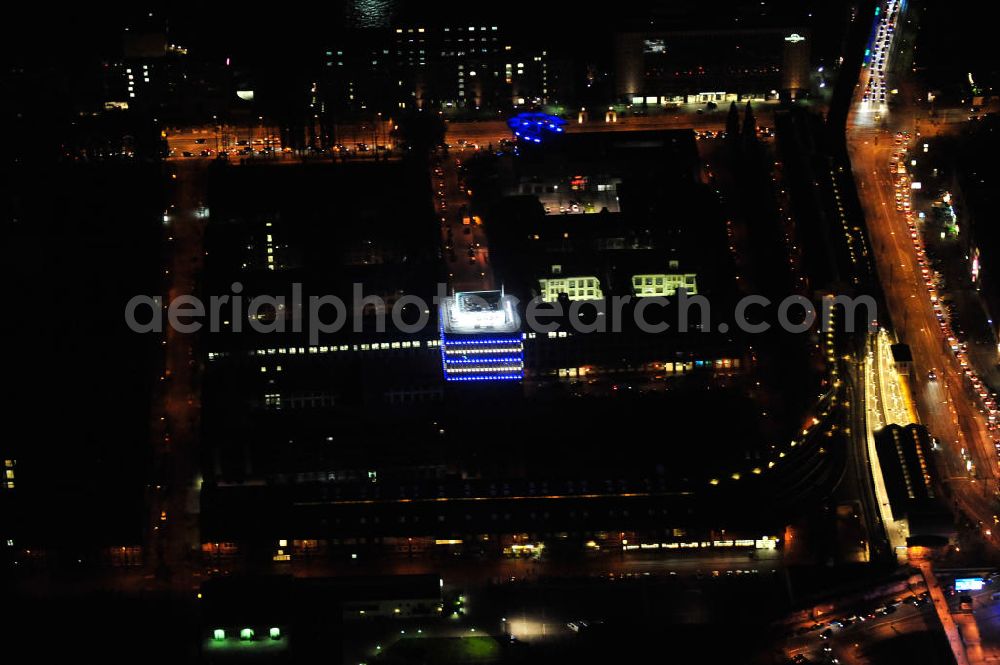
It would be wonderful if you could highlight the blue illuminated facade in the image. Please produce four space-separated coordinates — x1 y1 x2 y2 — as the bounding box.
506 112 566 144
439 290 524 382
439 332 525 382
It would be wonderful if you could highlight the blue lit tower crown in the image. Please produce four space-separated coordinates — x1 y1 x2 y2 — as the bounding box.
439 289 523 382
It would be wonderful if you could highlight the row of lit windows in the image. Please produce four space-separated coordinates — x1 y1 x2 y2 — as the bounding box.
212 329 650 363
208 339 441 362
547 288 598 298
539 276 604 303
444 364 525 374
282 509 691 525
890 428 916 500
396 26 499 33
124 64 150 98
263 222 277 271
632 273 698 296
443 346 522 355
552 358 739 378
909 428 935 499
263 392 336 409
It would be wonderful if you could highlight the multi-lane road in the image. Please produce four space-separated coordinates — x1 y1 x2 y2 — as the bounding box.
148 161 209 590
164 105 779 162
434 149 494 292
442 107 777 148
847 2 999 541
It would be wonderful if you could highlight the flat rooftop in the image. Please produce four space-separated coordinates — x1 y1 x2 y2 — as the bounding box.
890 343 913 363
457 290 503 313
441 290 521 335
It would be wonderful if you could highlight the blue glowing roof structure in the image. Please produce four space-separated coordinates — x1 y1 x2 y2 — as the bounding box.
506 112 566 144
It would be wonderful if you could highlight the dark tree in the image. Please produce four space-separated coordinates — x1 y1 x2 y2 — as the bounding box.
726 101 741 153
394 111 446 155
742 101 759 154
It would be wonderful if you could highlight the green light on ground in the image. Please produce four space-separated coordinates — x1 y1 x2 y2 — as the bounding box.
213 629 226 641
269 627 281 640
240 628 254 641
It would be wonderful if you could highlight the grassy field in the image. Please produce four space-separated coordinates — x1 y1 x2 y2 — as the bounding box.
382 635 502 663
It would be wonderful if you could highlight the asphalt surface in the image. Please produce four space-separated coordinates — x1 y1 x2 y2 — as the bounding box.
846 2 1000 546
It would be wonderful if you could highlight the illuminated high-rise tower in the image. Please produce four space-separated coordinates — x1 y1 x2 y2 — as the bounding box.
439 289 523 382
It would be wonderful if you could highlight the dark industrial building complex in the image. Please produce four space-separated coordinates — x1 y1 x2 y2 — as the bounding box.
4 2 1000 664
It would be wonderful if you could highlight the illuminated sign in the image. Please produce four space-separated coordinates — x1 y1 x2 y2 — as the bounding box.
955 578 985 591
785 33 806 43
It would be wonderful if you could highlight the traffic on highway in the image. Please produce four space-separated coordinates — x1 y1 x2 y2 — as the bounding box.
849 0 1000 549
